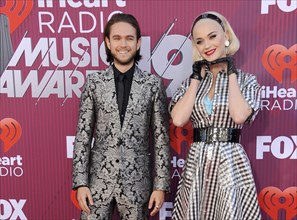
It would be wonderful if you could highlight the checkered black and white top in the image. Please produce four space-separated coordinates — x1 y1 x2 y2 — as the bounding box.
170 69 262 220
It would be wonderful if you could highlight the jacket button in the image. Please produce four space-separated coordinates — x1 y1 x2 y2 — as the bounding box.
115 159 119 163
118 139 123 145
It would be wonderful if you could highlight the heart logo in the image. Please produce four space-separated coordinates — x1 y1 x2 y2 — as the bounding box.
0 118 22 152
170 120 192 154
262 44 297 83
258 186 297 220
71 190 81 210
0 0 34 33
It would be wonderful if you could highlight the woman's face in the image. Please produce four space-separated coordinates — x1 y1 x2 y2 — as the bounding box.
192 18 227 62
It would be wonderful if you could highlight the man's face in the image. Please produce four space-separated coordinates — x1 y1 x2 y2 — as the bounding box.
105 22 141 70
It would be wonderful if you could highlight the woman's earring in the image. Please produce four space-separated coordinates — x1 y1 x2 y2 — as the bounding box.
225 40 230 55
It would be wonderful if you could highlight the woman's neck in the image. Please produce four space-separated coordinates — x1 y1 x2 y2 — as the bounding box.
209 62 227 75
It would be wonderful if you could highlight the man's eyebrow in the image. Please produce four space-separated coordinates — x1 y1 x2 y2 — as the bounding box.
110 34 136 38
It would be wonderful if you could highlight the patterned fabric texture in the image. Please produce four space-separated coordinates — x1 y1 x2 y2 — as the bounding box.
170 69 262 220
72 66 170 218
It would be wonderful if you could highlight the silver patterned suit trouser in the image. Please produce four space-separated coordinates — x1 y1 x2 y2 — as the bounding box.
81 176 149 220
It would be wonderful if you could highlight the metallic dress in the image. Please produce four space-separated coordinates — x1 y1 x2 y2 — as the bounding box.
170 69 262 220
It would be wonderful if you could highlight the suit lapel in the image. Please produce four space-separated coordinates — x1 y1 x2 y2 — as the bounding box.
102 67 122 131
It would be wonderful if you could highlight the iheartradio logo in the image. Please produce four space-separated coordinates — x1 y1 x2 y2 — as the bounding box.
262 44 297 83
0 118 22 152
258 186 297 220
0 0 33 33
170 121 192 154
71 190 81 210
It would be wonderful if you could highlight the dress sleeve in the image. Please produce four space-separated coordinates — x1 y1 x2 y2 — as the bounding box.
241 73 261 124
168 78 191 113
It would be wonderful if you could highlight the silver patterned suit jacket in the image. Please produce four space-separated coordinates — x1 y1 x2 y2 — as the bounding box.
72 65 170 204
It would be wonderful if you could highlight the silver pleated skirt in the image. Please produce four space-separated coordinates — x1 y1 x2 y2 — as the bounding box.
172 142 262 220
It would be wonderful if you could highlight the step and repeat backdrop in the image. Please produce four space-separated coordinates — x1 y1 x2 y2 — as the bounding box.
0 0 296 219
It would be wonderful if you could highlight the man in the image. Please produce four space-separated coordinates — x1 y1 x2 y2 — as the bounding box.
72 13 170 219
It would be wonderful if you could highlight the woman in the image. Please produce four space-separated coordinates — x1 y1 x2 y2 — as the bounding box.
170 11 262 219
